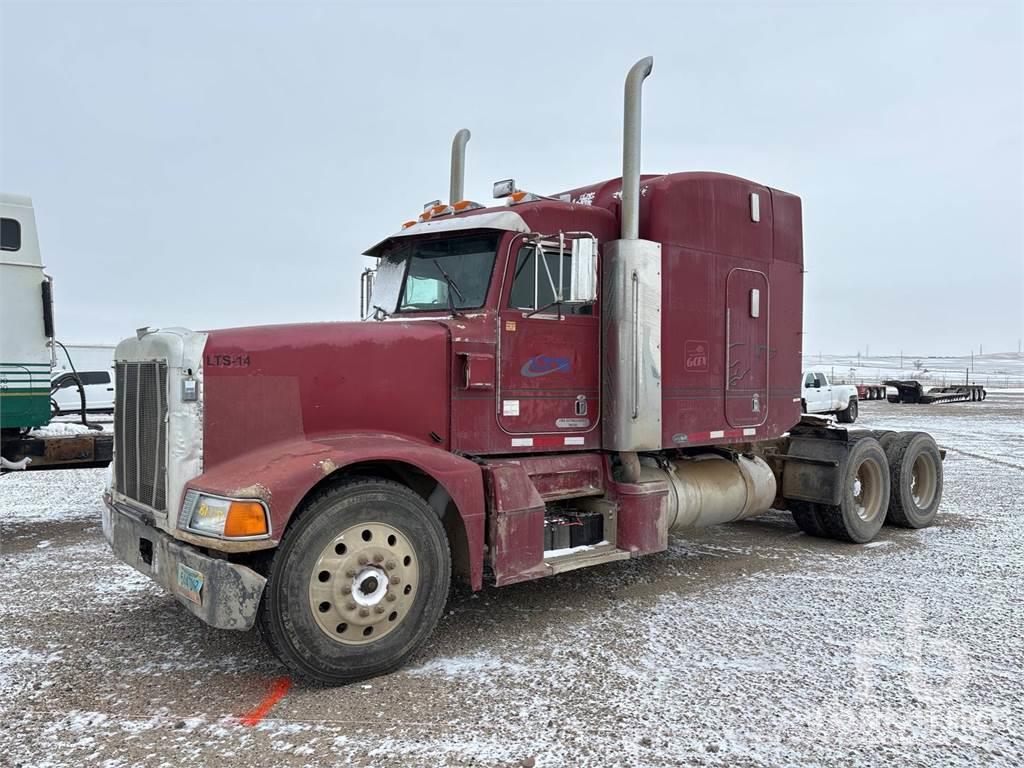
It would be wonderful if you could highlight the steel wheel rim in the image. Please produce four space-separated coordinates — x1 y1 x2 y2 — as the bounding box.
308 522 419 645
852 458 883 522
910 454 937 509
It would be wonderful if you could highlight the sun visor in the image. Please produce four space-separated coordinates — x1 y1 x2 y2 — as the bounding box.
363 210 531 258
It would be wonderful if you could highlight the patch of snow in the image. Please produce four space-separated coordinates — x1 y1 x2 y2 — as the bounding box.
543 540 609 558
405 653 529 678
28 422 96 437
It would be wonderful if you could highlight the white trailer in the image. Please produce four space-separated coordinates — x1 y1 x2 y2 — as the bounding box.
0 193 53 431
1 194 112 471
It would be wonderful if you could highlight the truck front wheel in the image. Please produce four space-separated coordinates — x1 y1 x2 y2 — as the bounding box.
257 478 451 685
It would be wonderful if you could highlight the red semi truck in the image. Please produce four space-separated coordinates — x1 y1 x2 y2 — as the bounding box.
102 58 944 684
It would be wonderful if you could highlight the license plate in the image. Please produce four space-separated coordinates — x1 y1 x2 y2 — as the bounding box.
176 563 204 605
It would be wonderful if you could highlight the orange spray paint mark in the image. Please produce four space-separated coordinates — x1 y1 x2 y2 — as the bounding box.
238 676 292 727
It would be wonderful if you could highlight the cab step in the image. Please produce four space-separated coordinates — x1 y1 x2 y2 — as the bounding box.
544 542 630 575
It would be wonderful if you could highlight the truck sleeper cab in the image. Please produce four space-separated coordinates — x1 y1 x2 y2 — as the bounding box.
103 58 945 684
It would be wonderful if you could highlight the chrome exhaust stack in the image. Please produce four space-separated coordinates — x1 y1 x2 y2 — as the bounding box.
449 128 471 204
621 56 653 241
603 57 662 481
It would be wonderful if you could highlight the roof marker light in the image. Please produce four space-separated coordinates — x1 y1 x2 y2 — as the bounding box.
452 200 484 212
507 191 539 205
492 179 516 198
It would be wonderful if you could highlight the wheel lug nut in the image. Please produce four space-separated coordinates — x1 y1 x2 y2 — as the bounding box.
372 553 384 563
358 555 369 566
346 602 357 611
386 593 397 602
390 576 401 585
374 606 385 614
386 561 396 571
359 608 370 617
345 569 357 578
342 586 351 595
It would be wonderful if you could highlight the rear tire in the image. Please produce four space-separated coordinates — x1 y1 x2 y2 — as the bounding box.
813 438 890 543
790 501 828 538
882 432 943 528
258 478 451 685
836 397 858 423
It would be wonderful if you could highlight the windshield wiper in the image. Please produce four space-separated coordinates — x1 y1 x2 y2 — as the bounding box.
433 261 465 317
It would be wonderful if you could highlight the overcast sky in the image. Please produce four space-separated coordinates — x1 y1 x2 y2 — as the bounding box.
2 0 1021 356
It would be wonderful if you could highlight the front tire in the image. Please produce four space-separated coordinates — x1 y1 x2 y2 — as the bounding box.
258 478 451 685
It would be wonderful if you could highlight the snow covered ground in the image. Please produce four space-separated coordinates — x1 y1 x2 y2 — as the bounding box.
1 393 1022 766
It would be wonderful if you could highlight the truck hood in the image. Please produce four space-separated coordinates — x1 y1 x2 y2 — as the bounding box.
201 321 452 470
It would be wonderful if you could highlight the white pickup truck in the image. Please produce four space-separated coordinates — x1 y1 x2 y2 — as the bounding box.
801 368 859 423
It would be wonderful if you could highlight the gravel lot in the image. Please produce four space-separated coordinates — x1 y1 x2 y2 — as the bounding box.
2 393 1022 767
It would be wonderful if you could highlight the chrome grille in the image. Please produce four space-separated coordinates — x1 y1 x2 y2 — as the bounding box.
115 360 168 510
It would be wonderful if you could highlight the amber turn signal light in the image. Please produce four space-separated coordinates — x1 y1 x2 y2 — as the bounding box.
223 501 269 537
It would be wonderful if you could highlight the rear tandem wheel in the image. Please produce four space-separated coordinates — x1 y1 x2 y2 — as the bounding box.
789 437 891 543
881 431 943 529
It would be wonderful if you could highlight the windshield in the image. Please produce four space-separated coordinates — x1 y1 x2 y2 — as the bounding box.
376 232 500 313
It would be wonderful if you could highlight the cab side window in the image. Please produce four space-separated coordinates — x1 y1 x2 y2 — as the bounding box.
508 246 591 315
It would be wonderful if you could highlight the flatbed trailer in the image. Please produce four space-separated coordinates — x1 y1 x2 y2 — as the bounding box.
883 379 987 404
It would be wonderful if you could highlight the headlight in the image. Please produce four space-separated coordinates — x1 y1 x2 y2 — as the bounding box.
181 490 269 539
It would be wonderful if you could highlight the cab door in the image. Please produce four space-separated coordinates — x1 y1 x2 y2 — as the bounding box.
496 239 599 446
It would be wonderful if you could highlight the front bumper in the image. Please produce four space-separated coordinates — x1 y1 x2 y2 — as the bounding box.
102 498 267 630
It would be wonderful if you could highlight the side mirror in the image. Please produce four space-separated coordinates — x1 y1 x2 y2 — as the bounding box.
814 380 822 389
568 237 598 303
359 267 376 318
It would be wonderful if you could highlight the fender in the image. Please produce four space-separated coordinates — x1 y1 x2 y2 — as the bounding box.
181 432 486 589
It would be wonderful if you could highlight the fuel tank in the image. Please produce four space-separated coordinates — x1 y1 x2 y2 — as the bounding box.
662 453 777 530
